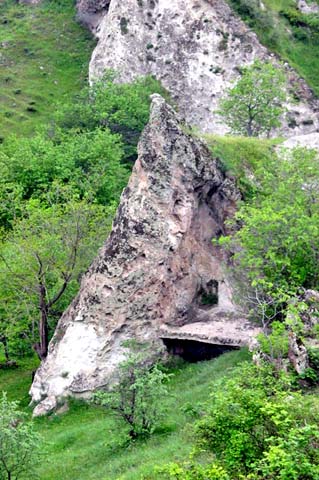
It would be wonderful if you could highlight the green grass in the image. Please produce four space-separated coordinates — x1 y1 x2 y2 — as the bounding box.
0 349 250 480
203 133 281 198
0 0 95 140
226 0 319 96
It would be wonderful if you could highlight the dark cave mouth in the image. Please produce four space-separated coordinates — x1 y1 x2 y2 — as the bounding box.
162 338 239 363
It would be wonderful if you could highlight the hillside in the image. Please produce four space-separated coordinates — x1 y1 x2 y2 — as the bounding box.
0 1 319 479
0 350 250 479
226 0 319 95
0 0 94 138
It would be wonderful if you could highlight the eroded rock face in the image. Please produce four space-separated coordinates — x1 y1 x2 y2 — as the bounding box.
76 0 111 35
30 95 245 414
89 0 319 136
297 0 319 14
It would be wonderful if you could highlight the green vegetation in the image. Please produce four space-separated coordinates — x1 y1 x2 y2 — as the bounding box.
218 61 287 137
1 1 319 479
0 74 166 361
159 362 319 479
0 393 42 480
1 351 250 480
219 145 319 319
93 342 171 439
0 0 95 139
226 0 319 95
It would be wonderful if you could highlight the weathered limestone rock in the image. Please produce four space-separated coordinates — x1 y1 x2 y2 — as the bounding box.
89 0 319 136
282 132 319 152
297 0 319 14
76 0 111 35
30 95 258 414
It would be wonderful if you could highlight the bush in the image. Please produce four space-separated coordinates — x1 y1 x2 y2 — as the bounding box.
159 363 319 479
54 72 169 163
93 342 171 439
0 393 42 480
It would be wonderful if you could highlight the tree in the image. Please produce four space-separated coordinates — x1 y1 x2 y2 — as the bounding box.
220 147 319 318
218 61 287 137
54 73 169 163
93 342 171 439
0 199 113 360
0 393 41 480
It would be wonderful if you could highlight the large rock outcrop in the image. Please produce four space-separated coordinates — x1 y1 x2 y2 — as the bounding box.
89 0 319 135
30 95 259 415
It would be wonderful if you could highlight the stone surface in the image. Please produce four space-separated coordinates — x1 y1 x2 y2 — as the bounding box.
297 0 319 14
89 0 319 136
76 0 111 35
282 132 319 151
30 95 252 414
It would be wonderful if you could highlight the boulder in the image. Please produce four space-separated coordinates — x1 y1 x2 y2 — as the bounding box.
30 95 256 414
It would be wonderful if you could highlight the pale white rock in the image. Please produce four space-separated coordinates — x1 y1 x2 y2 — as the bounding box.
297 0 319 14
30 96 259 414
282 132 319 151
89 0 319 136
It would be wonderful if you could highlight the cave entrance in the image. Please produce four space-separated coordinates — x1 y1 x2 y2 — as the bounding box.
162 338 238 363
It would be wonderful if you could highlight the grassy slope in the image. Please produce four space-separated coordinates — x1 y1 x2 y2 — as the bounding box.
0 0 95 140
0 349 250 480
226 0 319 96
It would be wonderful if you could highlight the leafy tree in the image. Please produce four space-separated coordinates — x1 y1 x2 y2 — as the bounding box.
54 73 169 163
93 342 171 439
0 128 128 227
220 147 319 318
0 393 42 480
0 199 113 359
218 61 287 137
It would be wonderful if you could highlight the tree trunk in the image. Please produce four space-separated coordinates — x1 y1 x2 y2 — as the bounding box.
33 284 49 360
0 335 10 362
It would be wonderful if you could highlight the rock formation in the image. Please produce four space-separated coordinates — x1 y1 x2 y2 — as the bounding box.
88 0 319 135
76 0 111 35
297 0 319 14
30 95 260 415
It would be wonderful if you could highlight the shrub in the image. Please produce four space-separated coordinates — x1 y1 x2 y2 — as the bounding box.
93 342 171 439
0 393 42 480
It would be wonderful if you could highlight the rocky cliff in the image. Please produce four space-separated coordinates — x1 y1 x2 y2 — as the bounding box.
30 95 260 415
88 0 319 135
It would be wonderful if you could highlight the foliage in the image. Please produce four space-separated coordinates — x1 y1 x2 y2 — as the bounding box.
0 128 128 229
257 320 289 364
162 362 319 479
218 60 287 137
93 343 171 439
225 0 319 96
0 392 42 480
220 147 319 314
156 461 230 479
54 73 169 163
0 199 113 359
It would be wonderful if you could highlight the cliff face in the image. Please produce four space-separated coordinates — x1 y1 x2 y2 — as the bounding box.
88 0 319 135
30 96 260 415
